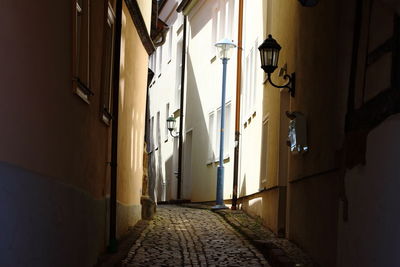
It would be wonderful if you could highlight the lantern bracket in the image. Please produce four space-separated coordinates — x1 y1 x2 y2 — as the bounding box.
169 130 179 138
266 72 295 97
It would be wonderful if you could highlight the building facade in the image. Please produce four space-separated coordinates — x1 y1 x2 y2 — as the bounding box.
181 0 238 202
0 0 153 266
147 0 184 202
241 0 400 266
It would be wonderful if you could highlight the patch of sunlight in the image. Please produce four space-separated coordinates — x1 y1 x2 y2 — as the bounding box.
134 128 138 172
249 197 262 208
130 125 134 169
119 79 125 110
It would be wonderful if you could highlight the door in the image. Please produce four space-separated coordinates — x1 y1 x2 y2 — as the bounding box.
182 130 193 200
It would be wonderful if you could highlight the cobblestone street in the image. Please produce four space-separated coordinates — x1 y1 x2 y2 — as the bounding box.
122 205 270 266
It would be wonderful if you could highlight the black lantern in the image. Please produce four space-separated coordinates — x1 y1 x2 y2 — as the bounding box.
258 34 295 97
258 34 281 74
167 116 179 137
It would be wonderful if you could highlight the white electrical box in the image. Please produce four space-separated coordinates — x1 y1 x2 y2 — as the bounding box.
286 111 308 154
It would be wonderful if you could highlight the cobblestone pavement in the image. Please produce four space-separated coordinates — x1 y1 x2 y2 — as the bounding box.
122 205 270 267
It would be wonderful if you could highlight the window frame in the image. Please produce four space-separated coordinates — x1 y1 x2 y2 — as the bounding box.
207 101 232 164
72 0 93 103
165 103 170 142
259 114 270 189
101 1 116 125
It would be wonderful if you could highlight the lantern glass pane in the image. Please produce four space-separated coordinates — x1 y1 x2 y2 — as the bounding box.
272 49 279 67
266 49 273 66
216 42 235 59
167 117 175 130
217 44 227 59
260 50 265 66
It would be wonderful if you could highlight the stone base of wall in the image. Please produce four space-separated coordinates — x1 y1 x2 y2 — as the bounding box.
116 201 141 238
239 186 286 236
0 161 107 267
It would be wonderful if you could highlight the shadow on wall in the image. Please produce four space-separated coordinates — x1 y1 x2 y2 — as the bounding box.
189 2 213 39
184 55 218 202
0 162 106 267
156 113 165 202
338 114 400 267
164 155 174 200
148 144 156 202
145 83 156 202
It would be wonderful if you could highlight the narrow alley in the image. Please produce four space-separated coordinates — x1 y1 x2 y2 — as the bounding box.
2 0 400 266
122 205 269 266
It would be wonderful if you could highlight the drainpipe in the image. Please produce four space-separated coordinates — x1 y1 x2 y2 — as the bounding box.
177 15 187 200
231 0 244 210
109 0 123 253
345 0 363 130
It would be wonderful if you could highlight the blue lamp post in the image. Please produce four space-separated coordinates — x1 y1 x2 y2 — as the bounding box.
212 38 236 210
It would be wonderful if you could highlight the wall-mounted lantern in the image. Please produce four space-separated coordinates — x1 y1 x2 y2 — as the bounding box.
258 34 295 97
167 116 179 138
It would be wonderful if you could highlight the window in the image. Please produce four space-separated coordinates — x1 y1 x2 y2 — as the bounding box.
101 2 116 124
210 0 234 59
217 4 225 41
155 112 160 150
165 103 170 142
73 0 93 102
157 46 163 76
175 39 183 110
242 39 259 119
167 26 173 63
210 8 218 58
216 102 231 159
224 0 234 40
149 116 154 152
252 38 259 108
208 111 216 162
260 116 269 188
208 102 232 162
149 52 157 74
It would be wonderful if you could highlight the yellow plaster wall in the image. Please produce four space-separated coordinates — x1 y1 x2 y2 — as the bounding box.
116 2 150 234
261 0 345 266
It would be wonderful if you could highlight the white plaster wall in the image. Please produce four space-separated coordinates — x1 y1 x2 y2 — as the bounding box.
337 114 400 267
0 162 106 267
185 0 238 202
148 14 182 201
149 0 265 203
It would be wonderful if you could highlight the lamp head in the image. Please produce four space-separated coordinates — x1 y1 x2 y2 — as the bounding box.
166 116 176 131
215 38 236 60
258 34 281 74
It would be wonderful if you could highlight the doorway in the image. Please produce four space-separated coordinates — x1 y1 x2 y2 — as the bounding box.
182 130 193 200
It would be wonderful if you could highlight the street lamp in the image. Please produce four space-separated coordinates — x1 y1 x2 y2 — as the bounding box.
167 116 179 138
213 38 236 210
258 34 295 97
